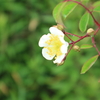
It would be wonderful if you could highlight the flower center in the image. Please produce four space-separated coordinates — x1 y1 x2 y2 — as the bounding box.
45 34 63 57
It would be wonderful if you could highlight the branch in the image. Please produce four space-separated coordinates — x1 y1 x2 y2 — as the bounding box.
63 0 100 27
62 43 75 61
64 32 81 38
69 34 89 45
91 37 100 56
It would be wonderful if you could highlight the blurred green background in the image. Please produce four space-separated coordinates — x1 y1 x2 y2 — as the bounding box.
0 0 100 100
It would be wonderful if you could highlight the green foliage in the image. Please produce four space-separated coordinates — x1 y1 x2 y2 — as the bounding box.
53 2 77 25
93 1 100 7
53 2 67 25
79 12 89 32
81 55 99 74
93 6 100 12
62 3 77 19
93 1 100 16
80 44 93 49
0 0 100 100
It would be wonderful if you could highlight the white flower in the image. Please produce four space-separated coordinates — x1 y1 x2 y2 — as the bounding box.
38 27 69 64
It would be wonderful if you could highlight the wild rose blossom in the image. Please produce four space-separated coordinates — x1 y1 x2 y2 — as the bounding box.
38 26 69 64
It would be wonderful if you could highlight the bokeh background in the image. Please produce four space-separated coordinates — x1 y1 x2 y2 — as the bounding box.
0 0 100 100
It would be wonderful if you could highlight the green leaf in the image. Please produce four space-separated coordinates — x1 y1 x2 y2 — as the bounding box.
93 1 100 7
93 1 100 12
93 6 100 12
81 55 99 74
80 44 93 49
81 0 89 5
62 3 77 19
88 14 94 27
53 2 67 25
79 12 89 32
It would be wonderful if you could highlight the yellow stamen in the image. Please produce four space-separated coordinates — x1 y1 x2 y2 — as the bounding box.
45 34 63 58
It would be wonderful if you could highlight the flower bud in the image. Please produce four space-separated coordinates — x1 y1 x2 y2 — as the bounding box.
53 25 57 28
53 24 64 31
87 28 94 36
57 24 64 31
73 45 80 51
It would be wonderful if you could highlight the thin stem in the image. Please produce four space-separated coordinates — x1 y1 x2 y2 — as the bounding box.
62 43 75 61
64 32 81 38
94 28 100 35
69 34 89 45
91 37 100 56
64 0 100 27
64 32 74 42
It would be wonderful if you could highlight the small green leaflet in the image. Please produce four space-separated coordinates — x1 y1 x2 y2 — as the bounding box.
81 55 99 74
93 1 100 7
53 2 67 25
93 1 100 12
81 0 89 5
79 12 89 32
93 6 100 12
53 2 77 25
88 14 94 27
62 3 77 19
80 44 93 49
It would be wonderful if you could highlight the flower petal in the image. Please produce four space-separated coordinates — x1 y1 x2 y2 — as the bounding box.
59 36 66 44
49 27 64 37
39 34 50 47
42 48 55 60
53 54 65 64
60 42 69 53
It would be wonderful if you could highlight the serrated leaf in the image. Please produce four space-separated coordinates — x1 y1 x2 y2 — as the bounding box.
53 2 67 24
62 3 77 19
79 12 89 32
93 6 100 12
81 55 99 74
80 44 93 49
